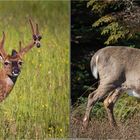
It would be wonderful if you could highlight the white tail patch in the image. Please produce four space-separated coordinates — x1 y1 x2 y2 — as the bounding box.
92 65 98 79
127 90 140 98
91 55 98 79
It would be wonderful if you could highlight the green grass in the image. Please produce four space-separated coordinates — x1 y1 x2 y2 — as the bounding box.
72 94 140 122
0 1 69 139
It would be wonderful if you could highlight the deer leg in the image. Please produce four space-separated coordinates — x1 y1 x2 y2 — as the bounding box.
82 89 97 128
103 89 121 127
83 84 115 128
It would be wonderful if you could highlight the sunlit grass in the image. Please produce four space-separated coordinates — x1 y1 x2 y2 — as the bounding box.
0 1 69 139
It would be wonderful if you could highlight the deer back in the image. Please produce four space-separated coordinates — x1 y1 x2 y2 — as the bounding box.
91 46 140 87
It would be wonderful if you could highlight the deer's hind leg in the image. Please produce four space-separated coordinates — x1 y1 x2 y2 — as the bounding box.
83 84 116 128
103 88 122 127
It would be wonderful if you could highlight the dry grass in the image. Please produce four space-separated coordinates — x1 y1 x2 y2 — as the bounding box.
71 112 140 139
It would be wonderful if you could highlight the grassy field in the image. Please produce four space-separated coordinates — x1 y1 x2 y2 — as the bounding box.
0 1 69 139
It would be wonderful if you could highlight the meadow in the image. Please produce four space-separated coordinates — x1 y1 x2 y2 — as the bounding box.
0 1 69 139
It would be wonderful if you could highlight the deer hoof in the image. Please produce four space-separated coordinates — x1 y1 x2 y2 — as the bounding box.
110 122 118 130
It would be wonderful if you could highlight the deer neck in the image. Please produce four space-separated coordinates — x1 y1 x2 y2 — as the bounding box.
0 69 18 100
7 75 18 84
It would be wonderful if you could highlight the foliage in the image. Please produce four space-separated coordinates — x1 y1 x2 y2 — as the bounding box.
71 0 140 133
87 0 135 45
0 1 69 139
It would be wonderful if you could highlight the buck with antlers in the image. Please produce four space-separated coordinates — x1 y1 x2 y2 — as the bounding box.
83 46 140 128
0 19 42 102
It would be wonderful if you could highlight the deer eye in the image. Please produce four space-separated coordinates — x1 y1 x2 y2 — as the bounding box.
18 61 23 65
4 61 10 66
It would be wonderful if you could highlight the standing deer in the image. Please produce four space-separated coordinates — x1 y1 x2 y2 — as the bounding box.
83 46 140 128
0 19 42 102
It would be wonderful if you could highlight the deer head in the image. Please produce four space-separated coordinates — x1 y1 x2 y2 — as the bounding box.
0 19 42 78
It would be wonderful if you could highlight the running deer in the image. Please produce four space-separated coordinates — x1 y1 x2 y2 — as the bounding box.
83 46 140 128
0 19 42 102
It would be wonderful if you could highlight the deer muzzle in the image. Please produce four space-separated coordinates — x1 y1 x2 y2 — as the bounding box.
12 68 20 77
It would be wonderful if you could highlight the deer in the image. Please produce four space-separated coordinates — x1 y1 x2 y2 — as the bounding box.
83 46 140 128
0 19 42 102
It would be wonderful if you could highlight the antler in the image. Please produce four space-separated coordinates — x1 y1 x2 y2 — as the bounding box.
0 32 7 59
19 41 22 52
29 19 35 35
36 23 39 35
18 41 35 56
18 19 42 57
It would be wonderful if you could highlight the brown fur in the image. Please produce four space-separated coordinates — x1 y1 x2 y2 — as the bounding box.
0 19 41 102
0 69 14 101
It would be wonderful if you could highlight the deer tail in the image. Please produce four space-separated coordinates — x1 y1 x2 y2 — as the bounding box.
90 53 99 79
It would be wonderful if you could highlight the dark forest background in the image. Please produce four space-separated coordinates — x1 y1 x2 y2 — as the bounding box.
71 0 140 138
71 0 140 102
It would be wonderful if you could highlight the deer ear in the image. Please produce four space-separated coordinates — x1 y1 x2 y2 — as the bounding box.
0 54 4 62
11 49 18 56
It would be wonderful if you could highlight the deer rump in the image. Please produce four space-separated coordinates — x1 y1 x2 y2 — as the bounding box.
90 46 140 99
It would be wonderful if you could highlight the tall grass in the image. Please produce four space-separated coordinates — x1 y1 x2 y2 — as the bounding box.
0 1 69 139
